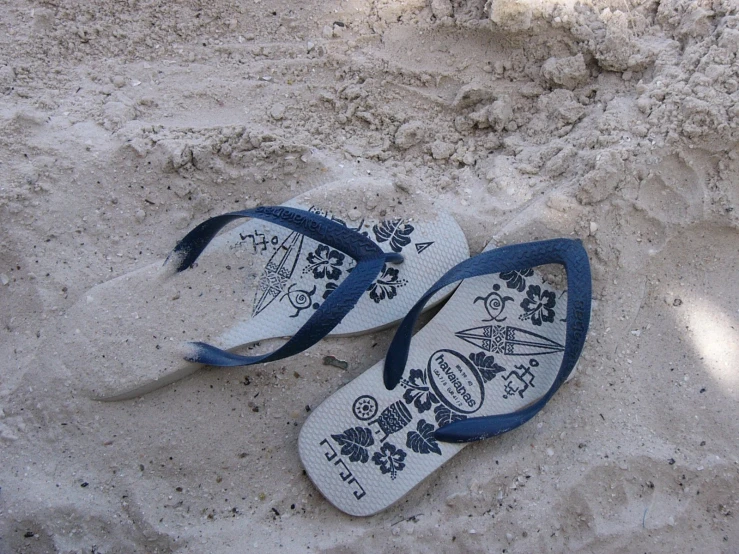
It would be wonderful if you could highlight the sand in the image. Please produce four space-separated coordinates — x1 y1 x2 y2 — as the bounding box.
1 0 738 552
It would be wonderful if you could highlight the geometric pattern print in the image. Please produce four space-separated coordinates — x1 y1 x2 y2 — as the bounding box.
253 232 304 316
331 268 565 483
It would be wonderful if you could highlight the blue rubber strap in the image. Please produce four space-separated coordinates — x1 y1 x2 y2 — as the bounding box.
383 238 591 443
166 206 402 367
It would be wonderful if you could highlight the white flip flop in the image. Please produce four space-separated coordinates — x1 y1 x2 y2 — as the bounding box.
299 239 591 516
64 179 469 400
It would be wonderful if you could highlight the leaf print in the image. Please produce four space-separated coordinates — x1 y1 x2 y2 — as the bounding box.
406 419 442 456
400 368 439 413
371 442 407 480
468 351 507 383
367 265 408 304
331 427 375 464
304 244 345 281
372 219 415 253
519 284 557 326
322 281 338 300
434 405 467 427
499 269 534 292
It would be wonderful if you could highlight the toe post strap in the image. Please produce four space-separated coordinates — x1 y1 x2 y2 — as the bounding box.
383 238 592 443
170 206 392 367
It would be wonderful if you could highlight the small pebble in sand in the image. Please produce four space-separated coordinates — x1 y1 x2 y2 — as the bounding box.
541 54 588 90
270 104 286 120
323 355 348 370
431 0 453 19
431 141 455 160
0 273 9 286
395 121 425 150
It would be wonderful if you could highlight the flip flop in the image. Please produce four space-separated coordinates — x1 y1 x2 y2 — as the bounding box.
65 180 469 400
299 238 591 516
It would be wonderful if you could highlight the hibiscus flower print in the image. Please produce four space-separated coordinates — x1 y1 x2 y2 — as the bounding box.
367 265 408 303
519 284 556 326
400 368 439 413
304 244 345 281
371 442 407 480
500 269 534 292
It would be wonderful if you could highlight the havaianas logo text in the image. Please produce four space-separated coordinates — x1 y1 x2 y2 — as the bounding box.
427 349 484 415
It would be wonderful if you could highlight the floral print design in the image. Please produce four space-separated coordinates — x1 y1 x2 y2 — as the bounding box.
367 265 408 303
331 426 374 463
400 369 439 413
500 269 534 292
434 405 467 427
371 443 407 480
304 245 345 281
469 351 507 382
406 419 442 456
519 284 557 326
372 219 414 253
321 281 338 300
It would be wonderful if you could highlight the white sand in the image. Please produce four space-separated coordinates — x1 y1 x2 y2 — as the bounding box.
1 0 738 552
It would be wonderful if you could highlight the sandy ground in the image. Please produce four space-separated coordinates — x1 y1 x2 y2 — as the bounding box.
1 0 738 552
